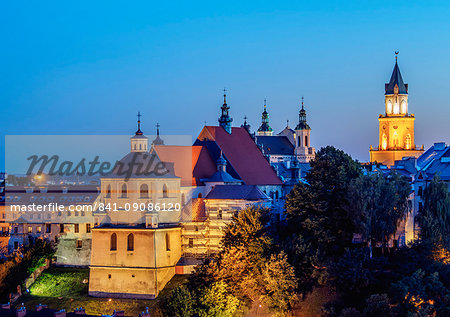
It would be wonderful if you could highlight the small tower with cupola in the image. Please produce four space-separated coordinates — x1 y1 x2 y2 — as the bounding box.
218 89 233 134
130 112 148 152
294 97 315 162
257 99 274 136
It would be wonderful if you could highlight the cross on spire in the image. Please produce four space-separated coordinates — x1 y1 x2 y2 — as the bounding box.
264 98 267 110
156 122 160 136
135 111 143 135
301 96 304 110
223 88 227 104
395 51 399 62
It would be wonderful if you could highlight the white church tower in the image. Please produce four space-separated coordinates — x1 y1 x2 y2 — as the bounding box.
130 112 148 152
295 97 315 162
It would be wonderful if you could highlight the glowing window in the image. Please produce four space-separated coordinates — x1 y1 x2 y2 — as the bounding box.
405 134 411 150
401 100 407 114
382 134 388 150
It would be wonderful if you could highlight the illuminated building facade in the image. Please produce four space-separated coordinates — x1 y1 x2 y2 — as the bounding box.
370 56 424 166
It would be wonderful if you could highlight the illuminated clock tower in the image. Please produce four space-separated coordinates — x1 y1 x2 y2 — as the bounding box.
370 54 424 166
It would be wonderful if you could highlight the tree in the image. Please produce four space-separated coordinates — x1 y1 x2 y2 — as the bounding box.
391 269 450 316
416 176 450 244
260 252 298 313
349 171 411 254
165 285 195 317
363 294 393 317
284 146 362 287
198 280 242 317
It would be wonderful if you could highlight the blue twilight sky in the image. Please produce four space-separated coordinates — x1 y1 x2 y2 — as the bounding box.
2 0 450 171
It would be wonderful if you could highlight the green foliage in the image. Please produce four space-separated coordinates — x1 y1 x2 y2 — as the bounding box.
330 249 370 294
416 176 450 244
165 285 195 317
260 252 298 312
29 267 88 298
391 269 450 316
284 146 362 288
349 171 411 252
198 280 242 317
0 238 54 300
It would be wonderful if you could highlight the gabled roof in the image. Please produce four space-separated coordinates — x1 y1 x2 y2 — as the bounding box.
205 184 270 200
256 135 294 156
385 61 408 94
194 126 282 185
152 145 216 186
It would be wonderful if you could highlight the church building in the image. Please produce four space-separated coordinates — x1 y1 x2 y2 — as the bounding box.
370 55 424 166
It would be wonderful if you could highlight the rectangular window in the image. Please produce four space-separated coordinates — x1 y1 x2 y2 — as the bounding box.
74 224 79 233
14 227 18 234
188 238 194 248
14 241 19 249
418 186 423 197
37 226 42 233
86 223 91 233
46 224 51 233
28 226 33 233
419 202 424 212
76 239 82 249
60 224 64 233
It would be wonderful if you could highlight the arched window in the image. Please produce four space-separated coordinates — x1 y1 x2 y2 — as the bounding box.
106 184 111 198
163 184 168 198
140 184 149 198
134 144 137 150
110 233 117 251
305 135 308 147
393 132 399 148
393 102 400 115
197 193 202 198
218 209 223 220
382 134 388 150
166 233 170 251
121 184 127 198
127 233 134 251
386 101 393 114
181 193 186 206
401 100 407 114
139 144 142 150
405 134 411 150
298 136 301 147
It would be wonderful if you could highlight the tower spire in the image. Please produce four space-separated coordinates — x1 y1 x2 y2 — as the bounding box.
218 88 233 134
135 112 143 135
257 99 273 136
296 97 310 130
152 122 164 145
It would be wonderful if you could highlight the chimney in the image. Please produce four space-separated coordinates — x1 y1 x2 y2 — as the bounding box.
54 309 66 317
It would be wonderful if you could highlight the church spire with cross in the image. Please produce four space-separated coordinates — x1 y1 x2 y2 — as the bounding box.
296 96 310 130
241 115 251 134
130 112 148 152
257 99 273 136
218 88 233 134
152 122 164 145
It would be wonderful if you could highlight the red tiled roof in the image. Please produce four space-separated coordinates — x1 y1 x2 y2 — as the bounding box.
195 126 282 185
153 145 216 186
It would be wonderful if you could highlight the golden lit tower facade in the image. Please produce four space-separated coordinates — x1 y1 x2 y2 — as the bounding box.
370 56 423 166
